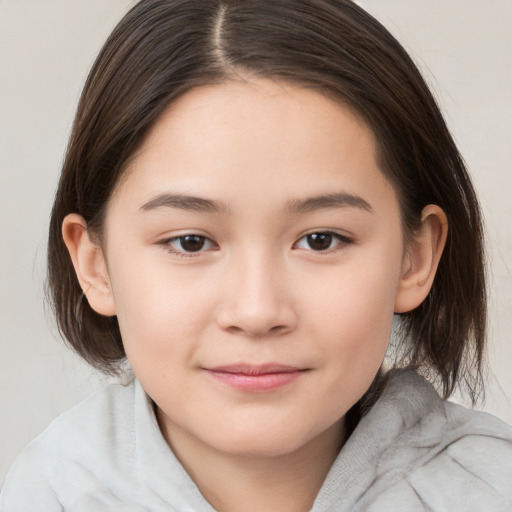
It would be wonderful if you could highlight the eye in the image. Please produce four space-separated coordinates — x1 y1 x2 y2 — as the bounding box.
163 234 217 256
294 232 351 252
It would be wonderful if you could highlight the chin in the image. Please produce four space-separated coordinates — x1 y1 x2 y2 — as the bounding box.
213 436 306 458
203 422 332 460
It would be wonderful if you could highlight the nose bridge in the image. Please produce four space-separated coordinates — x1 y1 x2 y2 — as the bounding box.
239 249 280 306
216 246 296 337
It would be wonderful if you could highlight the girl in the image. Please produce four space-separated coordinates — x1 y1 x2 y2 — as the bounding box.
1 0 511 510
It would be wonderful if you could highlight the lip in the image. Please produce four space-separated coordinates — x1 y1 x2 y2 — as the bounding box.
203 364 308 392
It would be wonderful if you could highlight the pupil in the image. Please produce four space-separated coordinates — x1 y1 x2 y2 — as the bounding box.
307 233 332 251
181 235 205 252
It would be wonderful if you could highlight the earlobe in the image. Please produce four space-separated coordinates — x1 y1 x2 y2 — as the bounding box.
394 205 448 313
62 213 116 317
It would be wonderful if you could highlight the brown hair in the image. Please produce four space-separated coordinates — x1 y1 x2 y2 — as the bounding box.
47 0 486 403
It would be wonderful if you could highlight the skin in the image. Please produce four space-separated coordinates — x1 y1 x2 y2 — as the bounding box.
63 79 447 512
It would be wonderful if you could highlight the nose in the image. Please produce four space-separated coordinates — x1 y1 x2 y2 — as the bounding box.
215 253 298 338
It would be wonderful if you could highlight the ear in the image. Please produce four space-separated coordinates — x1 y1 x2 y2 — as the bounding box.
394 205 448 313
62 213 116 316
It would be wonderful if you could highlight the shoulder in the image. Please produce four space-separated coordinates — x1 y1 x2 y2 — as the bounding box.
18 378 136 459
408 400 512 510
0 380 137 511
370 370 512 511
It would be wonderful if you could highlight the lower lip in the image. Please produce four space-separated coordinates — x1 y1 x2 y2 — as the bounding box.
205 370 305 392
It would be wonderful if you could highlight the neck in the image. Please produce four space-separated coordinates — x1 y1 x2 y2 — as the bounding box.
158 415 345 512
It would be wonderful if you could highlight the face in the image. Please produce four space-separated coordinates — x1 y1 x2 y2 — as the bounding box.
100 80 406 460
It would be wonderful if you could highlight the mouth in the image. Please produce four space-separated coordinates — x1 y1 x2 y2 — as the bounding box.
203 364 309 392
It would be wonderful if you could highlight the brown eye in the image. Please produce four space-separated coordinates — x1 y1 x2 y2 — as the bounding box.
164 234 217 256
306 233 333 251
178 235 206 252
294 231 352 253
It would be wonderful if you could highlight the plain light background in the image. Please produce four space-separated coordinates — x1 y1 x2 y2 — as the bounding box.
1 0 511 485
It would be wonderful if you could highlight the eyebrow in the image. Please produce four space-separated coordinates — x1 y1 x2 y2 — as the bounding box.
140 191 373 215
140 193 230 214
285 192 373 214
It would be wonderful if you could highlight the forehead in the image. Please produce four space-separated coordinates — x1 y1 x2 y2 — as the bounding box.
110 79 397 216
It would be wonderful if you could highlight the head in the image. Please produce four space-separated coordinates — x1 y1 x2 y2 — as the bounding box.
48 0 486 421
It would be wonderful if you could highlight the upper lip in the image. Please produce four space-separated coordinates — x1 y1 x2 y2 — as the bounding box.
204 364 306 375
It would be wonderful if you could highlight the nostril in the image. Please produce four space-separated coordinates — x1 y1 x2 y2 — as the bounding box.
224 325 244 336
215 298 298 338
222 323 289 338
268 325 288 335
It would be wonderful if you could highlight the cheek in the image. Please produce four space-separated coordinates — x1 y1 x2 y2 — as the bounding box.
108 259 214 371
302 243 402 376
305 274 395 413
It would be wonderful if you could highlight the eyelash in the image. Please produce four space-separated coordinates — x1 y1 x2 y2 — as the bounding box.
158 231 353 258
293 231 353 254
159 234 218 258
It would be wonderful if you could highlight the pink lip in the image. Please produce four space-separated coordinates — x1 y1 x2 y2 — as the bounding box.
204 364 308 392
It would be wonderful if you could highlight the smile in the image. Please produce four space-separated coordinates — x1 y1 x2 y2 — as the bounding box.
203 364 309 392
